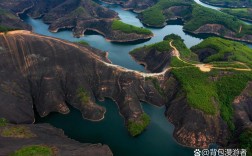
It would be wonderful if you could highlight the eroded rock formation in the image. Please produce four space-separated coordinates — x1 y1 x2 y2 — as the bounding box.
0 30 164 126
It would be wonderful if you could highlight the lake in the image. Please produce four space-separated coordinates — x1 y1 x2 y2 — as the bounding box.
20 1 252 156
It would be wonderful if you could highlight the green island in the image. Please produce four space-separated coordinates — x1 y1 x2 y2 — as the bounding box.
127 113 151 136
139 0 252 40
10 145 54 156
112 20 152 35
221 8 252 22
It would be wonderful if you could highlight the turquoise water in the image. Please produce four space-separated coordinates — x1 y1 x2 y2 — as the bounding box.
37 100 192 156
21 1 252 156
22 4 203 71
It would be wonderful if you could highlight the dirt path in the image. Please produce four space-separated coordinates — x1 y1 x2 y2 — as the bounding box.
169 40 251 72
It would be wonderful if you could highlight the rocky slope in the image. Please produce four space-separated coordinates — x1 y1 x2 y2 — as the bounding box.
0 0 152 42
0 123 112 156
0 30 164 128
101 0 158 12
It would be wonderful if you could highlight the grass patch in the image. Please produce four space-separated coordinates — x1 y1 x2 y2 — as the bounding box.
112 20 152 35
170 57 192 67
127 113 151 136
1 125 35 138
10 145 53 156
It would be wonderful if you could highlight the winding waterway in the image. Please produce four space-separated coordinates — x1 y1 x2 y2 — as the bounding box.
21 1 252 156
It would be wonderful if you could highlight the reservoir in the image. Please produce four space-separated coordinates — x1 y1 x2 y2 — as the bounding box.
20 1 252 155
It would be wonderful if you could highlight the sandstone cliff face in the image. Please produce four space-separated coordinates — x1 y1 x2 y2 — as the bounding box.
0 123 112 156
0 30 164 126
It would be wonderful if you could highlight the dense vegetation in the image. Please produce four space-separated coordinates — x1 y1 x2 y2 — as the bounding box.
239 130 252 156
172 68 252 130
191 37 252 67
140 0 192 27
112 20 152 35
140 0 252 38
171 67 218 115
184 4 242 32
10 145 53 156
221 8 252 22
127 113 151 136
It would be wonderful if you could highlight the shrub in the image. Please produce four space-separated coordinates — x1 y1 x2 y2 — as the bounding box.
127 113 151 136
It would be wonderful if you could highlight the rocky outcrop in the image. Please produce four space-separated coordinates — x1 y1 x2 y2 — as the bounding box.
233 82 252 132
0 123 112 156
130 45 172 73
192 24 252 43
101 0 158 12
0 30 164 126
